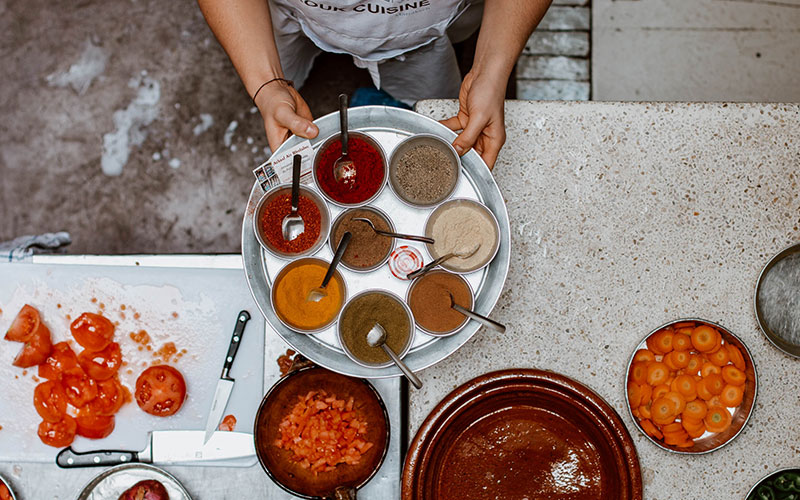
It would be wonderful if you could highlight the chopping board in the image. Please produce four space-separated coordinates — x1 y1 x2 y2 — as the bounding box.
0 262 264 464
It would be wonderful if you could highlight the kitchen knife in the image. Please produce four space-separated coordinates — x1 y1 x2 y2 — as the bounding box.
203 310 251 444
56 430 255 468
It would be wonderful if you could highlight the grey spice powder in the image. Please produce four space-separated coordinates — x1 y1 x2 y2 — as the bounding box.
393 144 457 204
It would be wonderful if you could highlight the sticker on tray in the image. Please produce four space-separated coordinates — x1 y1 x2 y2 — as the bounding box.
389 246 424 280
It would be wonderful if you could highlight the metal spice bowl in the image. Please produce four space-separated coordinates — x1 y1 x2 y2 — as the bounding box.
329 206 397 273
388 133 460 209
754 241 800 358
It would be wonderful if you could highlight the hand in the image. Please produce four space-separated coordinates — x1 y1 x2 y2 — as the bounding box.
441 70 507 170
254 81 319 152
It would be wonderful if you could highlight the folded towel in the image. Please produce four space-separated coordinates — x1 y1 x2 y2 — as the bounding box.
0 232 72 262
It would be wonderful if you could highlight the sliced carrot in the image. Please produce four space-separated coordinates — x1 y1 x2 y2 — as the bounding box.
701 362 721 378
646 362 670 386
633 349 656 364
632 407 641 418
726 344 746 371
691 325 718 352
681 416 704 432
651 398 675 421
704 406 732 433
674 375 697 400
675 439 695 448
704 374 724 395
721 366 746 386
707 330 723 353
653 330 674 354
629 362 649 385
683 399 708 420
628 382 643 408
639 384 653 406
663 429 689 445
696 379 714 400
664 391 687 415
708 395 722 408
671 350 690 369
662 422 683 433
672 333 692 351
639 403 652 419
673 322 696 329
719 384 744 408
708 347 730 366
686 354 703 375
687 423 706 438
663 352 679 371
652 384 670 401
653 414 676 426
646 332 666 354
640 419 663 439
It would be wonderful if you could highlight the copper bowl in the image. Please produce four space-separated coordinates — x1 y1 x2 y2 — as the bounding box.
403 369 643 500
254 366 390 499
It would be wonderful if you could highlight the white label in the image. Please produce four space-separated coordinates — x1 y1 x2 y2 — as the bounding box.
269 140 314 185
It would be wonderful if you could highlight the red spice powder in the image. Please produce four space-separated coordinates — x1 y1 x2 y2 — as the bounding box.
260 194 321 253
316 136 384 204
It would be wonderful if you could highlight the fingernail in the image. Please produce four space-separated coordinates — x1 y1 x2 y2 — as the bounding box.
306 125 316 136
454 144 464 155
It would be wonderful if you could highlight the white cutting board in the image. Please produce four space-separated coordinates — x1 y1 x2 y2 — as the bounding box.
0 262 264 463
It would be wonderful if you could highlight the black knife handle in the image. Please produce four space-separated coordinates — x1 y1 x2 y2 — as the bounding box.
221 310 251 380
56 447 139 468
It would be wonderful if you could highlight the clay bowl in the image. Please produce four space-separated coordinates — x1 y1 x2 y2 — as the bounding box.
403 369 643 500
254 366 390 499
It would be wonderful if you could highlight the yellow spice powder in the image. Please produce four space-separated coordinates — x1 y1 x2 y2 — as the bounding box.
273 262 343 330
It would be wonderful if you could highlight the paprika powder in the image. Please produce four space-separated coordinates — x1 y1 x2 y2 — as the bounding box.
315 134 385 205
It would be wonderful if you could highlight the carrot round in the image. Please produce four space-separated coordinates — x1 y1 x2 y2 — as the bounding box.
672 333 692 351
633 349 656 364
630 362 649 385
652 384 670 401
704 406 732 433
686 423 706 439
640 419 663 439
662 422 683 433
719 384 744 408
704 374 725 395
639 403 652 419
673 322 696 329
708 347 730 366
681 416 704 432
664 391 687 415
683 399 708 420
647 332 665 354
706 330 723 353
653 331 674 354
628 382 643 408
696 379 714 401
639 384 653 406
721 365 746 386
663 429 689 445
675 438 695 448
663 352 679 371
674 375 697 400
651 398 675 421
671 350 690 369
646 362 670 386
701 362 721 378
691 325 718 352
726 344 746 371
686 355 703 375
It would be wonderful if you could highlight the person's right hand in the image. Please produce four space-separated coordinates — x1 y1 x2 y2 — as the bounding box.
254 80 319 152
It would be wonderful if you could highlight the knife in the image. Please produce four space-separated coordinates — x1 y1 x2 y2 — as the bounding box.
204 310 251 444
56 430 255 468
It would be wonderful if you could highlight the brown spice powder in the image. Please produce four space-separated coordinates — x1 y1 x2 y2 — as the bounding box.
409 271 472 333
333 208 393 269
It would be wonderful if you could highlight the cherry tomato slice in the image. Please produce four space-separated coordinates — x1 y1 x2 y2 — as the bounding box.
70 312 114 352
62 368 98 408
75 412 116 439
219 414 237 431
12 321 52 368
78 342 122 381
4 304 40 342
38 341 80 381
33 380 68 423
37 415 77 448
135 365 186 417
88 377 126 416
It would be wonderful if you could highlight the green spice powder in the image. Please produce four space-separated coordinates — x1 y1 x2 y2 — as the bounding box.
340 292 411 365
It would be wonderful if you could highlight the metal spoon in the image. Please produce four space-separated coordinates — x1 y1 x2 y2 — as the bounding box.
333 94 356 185
307 232 351 303
281 154 305 241
449 292 506 333
407 244 480 280
366 323 422 389
352 218 434 244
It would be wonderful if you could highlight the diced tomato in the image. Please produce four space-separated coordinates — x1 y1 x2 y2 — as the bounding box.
134 365 186 417
78 342 122 380
75 412 115 439
4 304 40 342
12 321 52 368
37 415 77 448
33 380 68 423
61 367 98 408
38 341 80 380
70 312 114 352
87 377 126 416
219 414 237 432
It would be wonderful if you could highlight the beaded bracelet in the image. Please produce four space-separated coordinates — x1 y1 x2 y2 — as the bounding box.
252 78 294 105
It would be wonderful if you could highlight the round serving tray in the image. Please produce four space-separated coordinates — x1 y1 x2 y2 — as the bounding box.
242 106 511 378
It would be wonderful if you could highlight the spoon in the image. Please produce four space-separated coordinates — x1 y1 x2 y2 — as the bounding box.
448 292 506 333
281 154 305 241
366 323 422 389
407 244 480 280
333 94 356 185
307 232 351 303
352 218 434 244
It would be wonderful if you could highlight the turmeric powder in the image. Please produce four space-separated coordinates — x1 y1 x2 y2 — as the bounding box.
273 260 344 331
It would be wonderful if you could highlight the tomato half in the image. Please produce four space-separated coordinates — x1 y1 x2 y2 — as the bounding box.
38 341 80 380
12 321 52 368
4 304 40 342
135 365 186 417
33 380 68 423
88 377 126 416
38 415 77 448
78 342 122 380
70 312 114 352
75 412 115 439
61 368 98 408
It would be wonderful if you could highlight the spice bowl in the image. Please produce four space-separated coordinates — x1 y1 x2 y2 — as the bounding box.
624 318 757 454
754 241 800 358
253 183 331 260
337 289 415 369
388 133 460 208
424 198 501 274
406 270 475 337
745 467 800 500
329 206 397 273
270 257 347 334
312 131 389 208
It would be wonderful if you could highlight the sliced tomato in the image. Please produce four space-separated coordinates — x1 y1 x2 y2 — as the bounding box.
0 482 11 500
219 414 237 432
4 304 40 342
38 341 80 380
135 365 186 417
88 377 126 416
61 367 98 408
70 312 114 352
12 321 52 368
38 415 77 448
75 412 115 439
78 342 122 380
33 380 68 423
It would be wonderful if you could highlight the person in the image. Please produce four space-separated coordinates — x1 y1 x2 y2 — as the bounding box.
197 0 551 169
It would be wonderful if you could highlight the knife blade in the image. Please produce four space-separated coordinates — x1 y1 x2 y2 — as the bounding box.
203 310 250 444
56 430 255 468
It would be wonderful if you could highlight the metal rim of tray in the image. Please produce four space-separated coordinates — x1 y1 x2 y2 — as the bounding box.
242 105 511 378
75 463 192 500
754 241 800 358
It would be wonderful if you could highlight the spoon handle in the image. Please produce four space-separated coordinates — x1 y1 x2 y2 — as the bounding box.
290 154 301 213
381 345 422 389
339 93 349 156
451 303 506 333
322 232 351 288
374 229 434 244
407 253 453 280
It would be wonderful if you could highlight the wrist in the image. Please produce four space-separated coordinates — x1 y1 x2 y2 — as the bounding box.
253 78 294 113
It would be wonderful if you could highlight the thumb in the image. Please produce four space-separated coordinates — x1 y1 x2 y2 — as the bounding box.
451 116 485 156
275 104 318 140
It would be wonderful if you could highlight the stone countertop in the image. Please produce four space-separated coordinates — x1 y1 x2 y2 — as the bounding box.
410 100 800 499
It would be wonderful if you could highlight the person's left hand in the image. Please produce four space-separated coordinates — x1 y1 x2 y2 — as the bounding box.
440 70 507 170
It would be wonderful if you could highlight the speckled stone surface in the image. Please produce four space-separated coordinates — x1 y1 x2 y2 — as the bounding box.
410 100 800 500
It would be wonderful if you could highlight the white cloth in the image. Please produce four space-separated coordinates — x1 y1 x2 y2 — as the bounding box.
0 232 71 262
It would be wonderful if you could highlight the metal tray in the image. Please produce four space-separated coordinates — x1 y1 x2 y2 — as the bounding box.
76 463 191 500
242 106 511 378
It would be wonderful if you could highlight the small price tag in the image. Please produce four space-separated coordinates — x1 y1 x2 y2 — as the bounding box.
252 140 314 192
